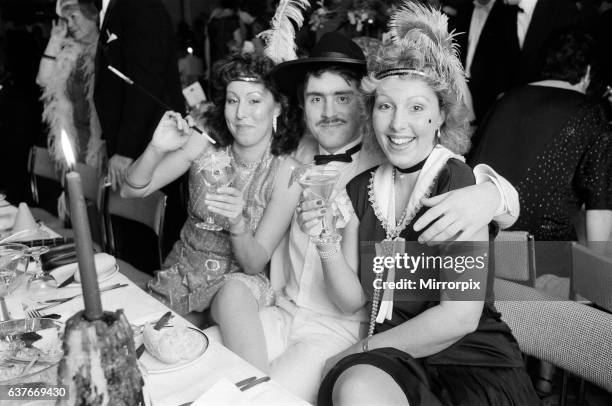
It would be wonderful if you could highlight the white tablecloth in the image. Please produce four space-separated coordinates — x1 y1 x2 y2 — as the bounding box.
10 270 311 406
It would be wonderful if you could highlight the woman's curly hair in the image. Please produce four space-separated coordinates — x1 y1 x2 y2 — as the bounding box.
201 52 301 156
360 41 472 155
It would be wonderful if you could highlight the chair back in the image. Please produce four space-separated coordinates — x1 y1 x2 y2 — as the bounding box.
493 231 536 286
28 146 62 204
101 185 167 266
494 278 612 392
571 242 612 312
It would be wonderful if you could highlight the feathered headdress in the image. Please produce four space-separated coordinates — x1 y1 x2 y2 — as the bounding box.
378 1 467 103
258 0 311 64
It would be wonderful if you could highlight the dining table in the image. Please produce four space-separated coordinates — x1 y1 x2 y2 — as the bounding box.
3 225 312 406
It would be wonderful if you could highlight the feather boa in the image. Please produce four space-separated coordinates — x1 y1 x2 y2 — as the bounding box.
40 37 104 170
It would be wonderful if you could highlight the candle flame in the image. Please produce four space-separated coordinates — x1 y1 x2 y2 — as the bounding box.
187 47 193 54
60 129 76 168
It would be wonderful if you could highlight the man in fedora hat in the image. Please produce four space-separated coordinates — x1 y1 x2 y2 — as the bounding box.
251 32 519 403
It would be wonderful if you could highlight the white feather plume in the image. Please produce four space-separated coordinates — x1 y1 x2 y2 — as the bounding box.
389 1 467 103
258 0 310 64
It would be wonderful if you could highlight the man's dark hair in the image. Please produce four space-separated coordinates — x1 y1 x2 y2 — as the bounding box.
541 28 596 85
296 65 363 107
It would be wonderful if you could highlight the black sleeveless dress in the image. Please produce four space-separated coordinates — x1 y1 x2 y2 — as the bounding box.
318 159 540 406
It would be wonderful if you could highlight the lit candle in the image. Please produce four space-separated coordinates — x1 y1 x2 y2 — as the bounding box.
60 130 103 320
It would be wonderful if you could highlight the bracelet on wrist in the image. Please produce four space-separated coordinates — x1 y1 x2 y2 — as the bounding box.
316 242 341 259
124 172 152 190
42 54 57 60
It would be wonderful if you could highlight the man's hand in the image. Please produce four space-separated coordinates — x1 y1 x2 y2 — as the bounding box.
414 182 500 244
296 190 327 237
108 154 134 191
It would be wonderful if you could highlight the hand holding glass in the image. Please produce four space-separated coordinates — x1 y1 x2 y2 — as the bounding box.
196 164 237 231
298 167 341 244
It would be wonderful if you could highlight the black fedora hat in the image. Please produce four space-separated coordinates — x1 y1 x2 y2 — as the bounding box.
271 32 367 98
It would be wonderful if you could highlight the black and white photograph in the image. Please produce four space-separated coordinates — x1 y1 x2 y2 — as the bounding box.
0 0 610 405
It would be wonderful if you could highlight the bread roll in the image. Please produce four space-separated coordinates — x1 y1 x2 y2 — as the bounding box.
143 324 205 364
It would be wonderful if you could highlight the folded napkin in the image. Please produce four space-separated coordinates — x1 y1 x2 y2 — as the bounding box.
49 253 116 286
0 204 17 231
12 202 37 234
192 378 251 406
0 297 26 321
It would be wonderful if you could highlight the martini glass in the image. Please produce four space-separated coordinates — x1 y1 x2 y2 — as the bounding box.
298 166 341 244
195 151 237 231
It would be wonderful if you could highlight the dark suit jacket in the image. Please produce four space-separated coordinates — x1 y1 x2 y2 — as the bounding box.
94 0 184 159
516 0 578 85
451 1 521 123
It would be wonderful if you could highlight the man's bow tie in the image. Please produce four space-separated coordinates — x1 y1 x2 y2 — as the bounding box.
314 143 362 166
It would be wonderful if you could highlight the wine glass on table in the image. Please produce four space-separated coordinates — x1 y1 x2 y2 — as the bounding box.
195 151 237 231
24 246 57 302
298 166 341 244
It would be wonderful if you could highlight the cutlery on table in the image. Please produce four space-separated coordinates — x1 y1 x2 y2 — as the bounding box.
175 376 272 406
135 311 173 358
239 376 271 391
40 283 128 304
33 283 128 312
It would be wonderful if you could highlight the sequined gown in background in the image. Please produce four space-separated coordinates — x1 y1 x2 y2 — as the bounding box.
148 147 281 314
470 85 612 277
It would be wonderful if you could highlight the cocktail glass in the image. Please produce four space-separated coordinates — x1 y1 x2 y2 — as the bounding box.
298 166 341 245
195 151 236 231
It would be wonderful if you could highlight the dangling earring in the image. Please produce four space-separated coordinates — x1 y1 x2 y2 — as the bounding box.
272 115 278 134
435 128 441 144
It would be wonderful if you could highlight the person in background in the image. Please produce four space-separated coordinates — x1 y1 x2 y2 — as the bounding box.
38 0 104 170
470 28 612 395
94 0 186 268
93 0 183 191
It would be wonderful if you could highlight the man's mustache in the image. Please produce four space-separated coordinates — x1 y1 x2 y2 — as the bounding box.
317 117 346 126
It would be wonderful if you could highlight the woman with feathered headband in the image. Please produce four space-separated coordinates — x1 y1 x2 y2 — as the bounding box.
299 2 540 405
122 1 308 373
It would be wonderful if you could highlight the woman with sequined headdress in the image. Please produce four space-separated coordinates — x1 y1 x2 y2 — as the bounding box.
297 2 540 405
37 0 104 170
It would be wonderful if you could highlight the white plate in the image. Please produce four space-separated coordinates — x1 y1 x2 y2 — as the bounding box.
139 327 209 374
66 264 119 287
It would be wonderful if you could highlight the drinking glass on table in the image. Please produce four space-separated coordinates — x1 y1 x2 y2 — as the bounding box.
298 166 341 244
0 243 29 297
25 246 57 301
195 151 237 231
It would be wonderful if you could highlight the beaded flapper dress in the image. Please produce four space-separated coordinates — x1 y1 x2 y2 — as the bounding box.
148 146 280 315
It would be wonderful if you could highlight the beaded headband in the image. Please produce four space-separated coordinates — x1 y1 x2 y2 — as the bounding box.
375 68 429 80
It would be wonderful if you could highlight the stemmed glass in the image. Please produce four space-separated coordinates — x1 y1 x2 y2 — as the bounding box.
0 243 28 297
298 166 342 244
24 246 57 302
195 151 237 231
